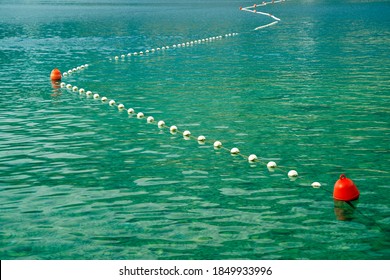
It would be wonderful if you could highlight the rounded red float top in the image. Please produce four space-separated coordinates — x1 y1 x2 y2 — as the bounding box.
333 174 360 201
50 68 62 81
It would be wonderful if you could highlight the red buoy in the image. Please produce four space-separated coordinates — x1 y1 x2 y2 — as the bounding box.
50 68 62 81
333 174 360 201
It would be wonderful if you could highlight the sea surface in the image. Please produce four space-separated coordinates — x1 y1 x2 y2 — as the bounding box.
0 0 389 260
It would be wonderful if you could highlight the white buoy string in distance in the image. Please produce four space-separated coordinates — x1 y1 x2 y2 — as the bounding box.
109 33 238 62
240 0 286 31
61 63 90 79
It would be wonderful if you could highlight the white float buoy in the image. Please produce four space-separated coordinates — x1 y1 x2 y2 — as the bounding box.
63 73 68 77
197 135 206 142
147 116 154 123
121 54 125 58
158 120 165 128
60 82 66 88
101 97 108 102
65 83 71 89
213 141 222 148
127 108 134 114
72 86 78 92
79 88 85 94
267 161 277 168
86 91 92 96
170 125 178 133
230 147 240 154
93 93 100 99
84 64 89 68
183 130 191 137
248 154 258 162
118 104 125 110
288 170 298 177
311 182 321 188
109 100 116 106
137 112 144 118
115 56 119 60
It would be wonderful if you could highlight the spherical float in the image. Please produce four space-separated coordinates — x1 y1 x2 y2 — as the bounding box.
333 174 360 201
230 147 240 154
60 82 66 88
213 141 222 148
101 97 108 102
79 88 85 94
63 72 68 77
147 116 154 123
109 100 116 106
248 154 258 162
72 86 78 92
183 130 191 137
197 135 206 142
93 93 100 99
267 161 277 168
115 56 119 60
66 84 72 89
311 182 321 188
50 68 62 81
288 170 298 177
158 120 165 128
121 54 125 59
137 112 144 118
86 91 92 96
118 104 125 110
170 125 178 133
127 108 134 114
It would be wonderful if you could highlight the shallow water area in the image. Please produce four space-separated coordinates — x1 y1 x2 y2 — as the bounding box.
0 0 389 260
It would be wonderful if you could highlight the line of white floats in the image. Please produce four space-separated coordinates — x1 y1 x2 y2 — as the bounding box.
240 0 286 30
59 80 321 188
62 64 89 78
111 33 239 61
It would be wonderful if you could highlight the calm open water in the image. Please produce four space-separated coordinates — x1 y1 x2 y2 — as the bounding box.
0 0 389 260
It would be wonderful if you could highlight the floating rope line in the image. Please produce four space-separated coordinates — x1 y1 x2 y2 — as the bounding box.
62 64 89 78
57 0 321 188
109 34 238 62
59 80 325 193
54 0 388 230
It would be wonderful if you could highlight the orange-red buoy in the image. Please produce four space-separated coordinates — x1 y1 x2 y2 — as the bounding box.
333 174 360 201
50 68 62 81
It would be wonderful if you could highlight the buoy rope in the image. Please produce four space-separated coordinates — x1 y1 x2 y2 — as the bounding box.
59 80 325 194
55 0 387 230
58 0 324 190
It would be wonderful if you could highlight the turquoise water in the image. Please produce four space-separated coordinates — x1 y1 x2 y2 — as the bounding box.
0 0 389 260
